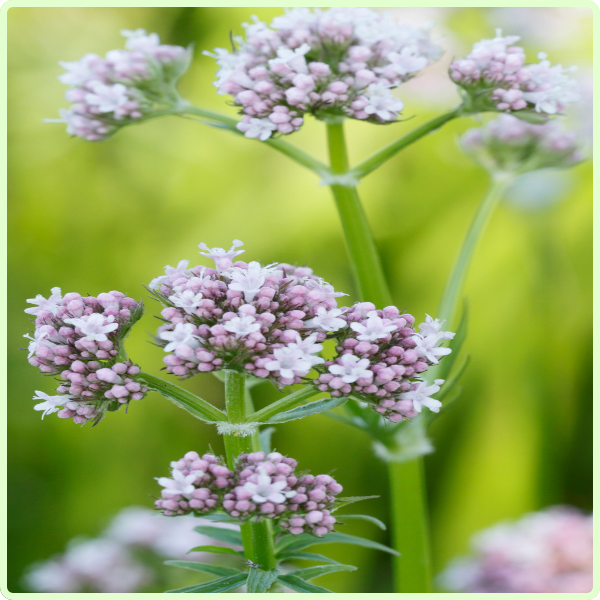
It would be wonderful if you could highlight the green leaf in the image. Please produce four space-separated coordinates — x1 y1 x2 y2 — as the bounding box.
187 545 243 556
277 551 341 565
139 372 227 423
247 568 280 593
335 514 387 530
277 574 333 593
292 564 357 581
437 355 470 402
247 386 321 423
259 426 276 454
165 573 247 593
203 513 241 523
261 396 348 424
331 495 379 512
276 532 399 556
163 561 241 577
436 300 469 382
193 525 243 546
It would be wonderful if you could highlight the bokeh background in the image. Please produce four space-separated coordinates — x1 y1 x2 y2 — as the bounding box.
7 6 592 593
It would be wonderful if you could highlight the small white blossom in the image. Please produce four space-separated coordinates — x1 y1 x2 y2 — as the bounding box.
418 314 455 342
236 117 278 141
229 261 277 302
242 467 297 504
265 346 312 379
305 307 346 332
411 333 452 364
64 313 118 342
329 354 372 384
303 277 348 300
85 82 130 113
399 379 444 413
32 390 71 419
25 287 62 316
148 259 191 290
159 323 199 352
198 240 245 271
121 28 160 52
156 470 197 499
386 46 429 77
267 43 311 74
168 290 204 315
350 310 397 342
24 330 55 359
363 83 404 121
224 315 261 338
287 332 324 366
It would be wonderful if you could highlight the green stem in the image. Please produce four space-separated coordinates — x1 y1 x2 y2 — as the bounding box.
326 119 430 593
326 120 391 307
247 385 319 423
350 108 462 180
437 174 511 326
222 371 277 575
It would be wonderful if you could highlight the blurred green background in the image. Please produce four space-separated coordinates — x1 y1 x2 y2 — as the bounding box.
8 6 592 593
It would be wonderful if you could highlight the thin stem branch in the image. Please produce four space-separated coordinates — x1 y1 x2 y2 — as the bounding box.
246 386 320 423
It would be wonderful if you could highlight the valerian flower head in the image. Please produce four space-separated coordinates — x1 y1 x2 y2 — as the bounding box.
46 29 193 141
439 506 593 593
205 7 441 139
460 114 584 175
450 31 579 117
24 289 147 425
150 240 346 388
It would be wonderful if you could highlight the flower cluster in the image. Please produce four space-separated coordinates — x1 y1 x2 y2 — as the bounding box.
460 114 584 174
151 240 346 388
205 7 441 140
450 30 579 115
48 29 192 141
439 506 593 593
155 450 343 537
24 288 147 425
315 306 454 423
24 506 240 593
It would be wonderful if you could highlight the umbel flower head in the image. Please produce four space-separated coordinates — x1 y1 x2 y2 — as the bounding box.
439 506 593 593
46 29 192 141
460 114 584 174
24 288 147 425
155 450 342 537
205 7 442 139
450 30 579 116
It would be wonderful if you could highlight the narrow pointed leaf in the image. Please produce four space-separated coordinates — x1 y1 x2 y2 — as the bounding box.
436 300 469 382
336 514 387 530
193 525 243 546
247 568 280 593
164 561 241 577
139 372 227 423
277 551 341 565
437 355 470 402
165 573 247 593
187 545 243 556
276 532 399 556
330 495 379 512
261 396 348 424
203 513 240 523
247 386 320 423
259 427 276 454
277 574 333 593
292 564 357 581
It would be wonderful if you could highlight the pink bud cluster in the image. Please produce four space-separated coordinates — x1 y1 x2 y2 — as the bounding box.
24 287 147 424
151 240 347 387
49 29 192 141
205 7 441 139
439 506 593 593
155 450 343 537
450 30 579 115
460 114 584 174
315 304 454 423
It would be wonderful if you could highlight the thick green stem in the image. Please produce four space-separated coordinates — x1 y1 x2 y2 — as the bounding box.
326 120 430 593
437 175 511 326
222 371 277 575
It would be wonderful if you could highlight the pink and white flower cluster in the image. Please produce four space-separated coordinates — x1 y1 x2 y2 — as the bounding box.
460 114 584 174
439 506 593 593
155 450 343 537
450 30 579 115
205 7 441 139
151 240 346 387
49 29 192 141
24 288 147 425
315 306 454 423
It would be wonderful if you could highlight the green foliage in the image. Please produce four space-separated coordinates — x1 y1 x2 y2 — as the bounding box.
246 567 280 593
261 396 348 424
163 560 241 576
275 532 399 556
186 545 243 556
290 564 357 580
165 573 248 593
335 514 387 530
277 551 342 565
193 525 243 546
277 573 333 593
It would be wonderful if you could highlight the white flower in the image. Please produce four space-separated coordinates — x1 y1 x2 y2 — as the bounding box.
121 28 160 52
168 290 204 315
228 261 277 302
350 310 397 341
224 315 261 338
242 467 297 504
85 82 130 113
237 117 278 141
156 469 197 499
25 287 62 316
303 277 348 300
267 43 311 74
159 323 199 352
399 379 444 413
265 346 312 379
386 46 429 77
58 54 102 86
33 390 71 419
328 354 372 384
64 313 118 341
198 240 245 270
305 307 346 332
418 314 455 342
24 330 55 359
521 59 579 114
363 83 404 121
411 333 452 364
287 332 324 366
148 259 191 290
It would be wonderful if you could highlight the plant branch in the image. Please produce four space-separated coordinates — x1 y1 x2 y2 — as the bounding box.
245 385 321 423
